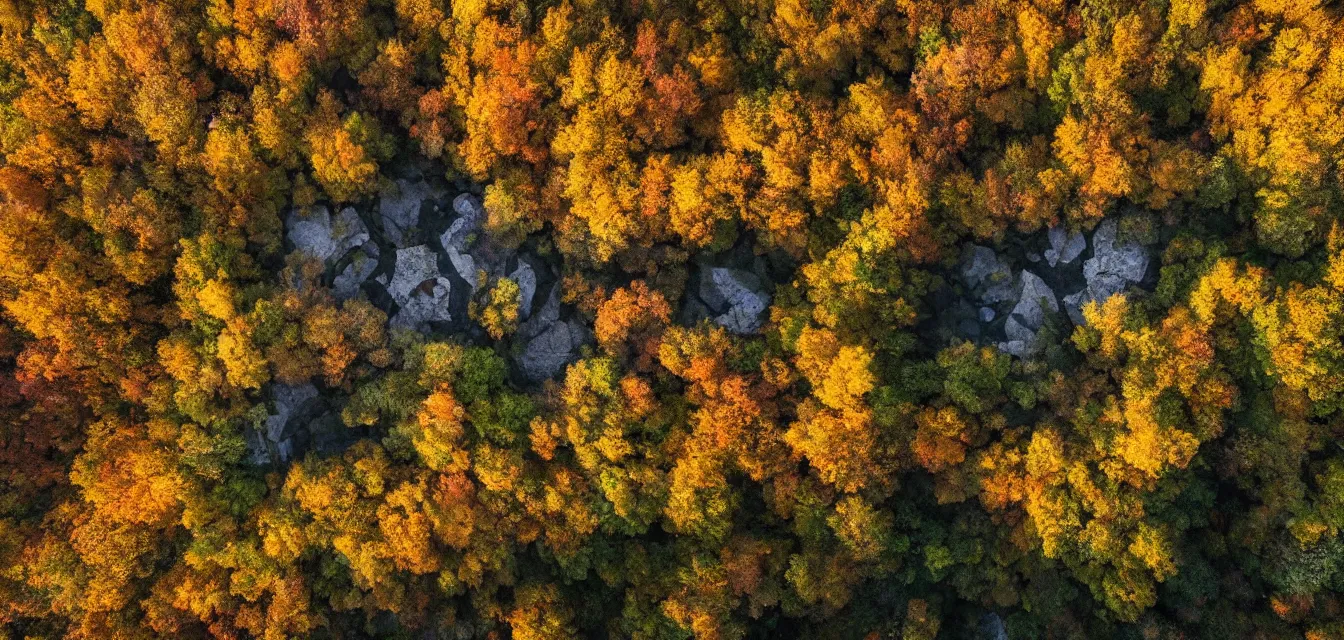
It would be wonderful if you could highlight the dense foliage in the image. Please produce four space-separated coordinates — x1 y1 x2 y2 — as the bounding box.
0 0 1343 638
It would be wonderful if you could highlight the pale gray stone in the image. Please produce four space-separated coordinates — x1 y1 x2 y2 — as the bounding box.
248 382 319 465
332 207 370 254
961 245 1015 303
332 243 380 300
510 261 538 320
1066 219 1150 326
453 193 484 227
700 267 770 334
1063 289 1088 326
386 245 454 331
1064 273 1130 326
519 287 561 339
267 383 317 441
440 213 478 253
999 271 1058 357
979 612 1008 640
389 278 453 332
287 205 369 263
380 179 440 247
287 206 339 261
979 306 996 323
1012 271 1059 329
274 438 293 464
440 201 487 290
1085 219 1148 284
447 246 479 289
439 193 486 272
517 320 585 382
961 245 1004 287
388 245 442 307
1004 315 1035 344
1046 226 1086 267
997 340 1029 359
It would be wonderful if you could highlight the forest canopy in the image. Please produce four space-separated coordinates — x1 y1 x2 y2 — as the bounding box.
0 0 1343 638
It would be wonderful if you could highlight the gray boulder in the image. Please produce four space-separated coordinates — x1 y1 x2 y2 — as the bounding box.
388 245 442 306
389 279 453 332
439 196 488 289
1012 271 1059 329
1045 226 1086 267
287 205 369 263
453 193 485 229
978 612 1008 640
998 339 1030 358
961 245 1015 304
332 243 380 300
999 271 1058 357
380 179 441 247
244 427 272 466
387 245 453 331
509 260 538 320
512 283 592 382
447 246 479 289
1085 218 1148 283
246 382 319 465
517 319 587 382
700 267 771 334
442 194 484 251
519 287 561 339
1065 219 1149 324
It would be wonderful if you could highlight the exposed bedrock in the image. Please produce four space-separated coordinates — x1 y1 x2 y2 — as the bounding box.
948 218 1154 358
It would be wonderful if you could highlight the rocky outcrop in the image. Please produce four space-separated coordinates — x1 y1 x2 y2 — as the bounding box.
949 216 1153 358
946 245 1022 350
387 245 443 306
281 178 490 334
518 319 588 382
244 384 364 466
510 260 537 320
1063 218 1150 324
1045 226 1086 267
681 241 784 335
439 194 487 288
961 245 1015 304
265 172 596 460
390 280 455 332
699 267 771 334
452 193 485 231
1087 219 1149 282
978 612 1008 640
245 383 319 466
380 178 443 248
278 173 656 386
287 205 370 263
999 271 1059 358
519 287 560 337
331 243 380 300
387 245 455 332
513 288 589 382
